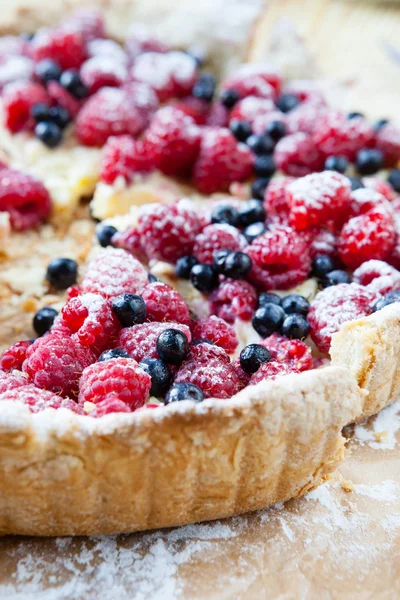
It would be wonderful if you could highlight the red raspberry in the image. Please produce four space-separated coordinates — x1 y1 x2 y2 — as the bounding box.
32 28 87 70
80 56 128 93
192 127 254 194
348 188 392 218
171 97 210 125
221 65 281 99
88 39 128 62
0 56 34 90
125 27 169 60
308 283 376 354
252 110 287 135
174 343 242 399
0 370 29 394
206 102 230 128
76 87 145 146
0 384 81 414
312 111 375 160
363 177 396 202
0 340 32 372
141 282 191 325
78 357 151 410
274 132 324 177
287 171 351 230
209 279 257 323
111 225 148 264
353 260 400 296
118 322 191 363
122 81 159 124
0 167 51 230
23 334 96 398
88 396 131 417
144 107 201 176
309 228 337 259
263 176 294 216
81 248 148 298
0 36 32 59
2 81 50 133
138 200 203 263
131 51 198 102
229 96 275 127
285 102 326 135
193 223 247 264
259 333 313 372
47 80 82 118
375 123 400 167
246 225 311 290
191 316 238 353
61 9 106 41
231 357 251 388
249 361 300 386
100 136 156 185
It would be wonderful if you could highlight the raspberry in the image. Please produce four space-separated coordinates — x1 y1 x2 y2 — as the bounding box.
0 167 51 230
111 225 148 264
249 361 300 386
0 56 34 90
0 370 29 394
312 111 375 160
0 36 32 59
263 176 294 216
121 81 159 124
206 102 230 127
348 188 392 218
363 177 396 202
0 385 81 414
143 107 201 176
191 316 239 353
2 81 50 133
118 322 191 363
88 39 128 63
309 228 337 259
285 102 326 135
209 279 257 323
174 343 242 399
221 65 281 99
125 26 169 60
75 87 145 146
192 127 254 195
141 282 191 325
246 225 311 290
78 357 151 409
32 28 87 70
61 9 106 41
193 224 247 264
171 97 210 125
259 333 313 372
100 136 156 185
23 334 96 398
308 283 376 354
80 56 128 93
88 396 131 417
131 51 198 102
274 132 324 177
81 248 148 298
138 200 203 263
47 80 82 118
252 110 287 135
232 357 251 388
287 171 352 230
375 123 400 167
353 260 400 296
0 340 32 372
229 97 275 127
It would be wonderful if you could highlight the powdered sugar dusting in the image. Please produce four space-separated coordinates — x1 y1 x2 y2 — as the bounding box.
354 401 400 450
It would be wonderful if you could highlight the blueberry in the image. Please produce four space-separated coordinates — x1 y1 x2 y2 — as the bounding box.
148 273 158 283
254 155 276 178
347 111 364 119
211 204 239 226
312 255 336 279
388 169 400 193
220 88 239 108
355 148 384 176
190 264 219 292
33 306 58 336
139 358 172 397
371 290 400 312
96 224 117 248
35 121 62 148
98 348 130 362
282 314 310 339
243 221 267 243
156 329 190 365
175 255 198 279
373 118 389 132
238 199 266 226
324 270 352 286
275 93 299 113
239 343 271 374
165 382 204 404
281 294 310 316
324 155 349 174
31 103 50 122
222 251 252 279
246 134 274 155
47 106 71 129
258 292 281 307
266 120 286 141
252 303 285 337
35 59 62 84
60 69 88 99
192 72 216 102
112 293 146 326
213 249 232 272
251 178 270 200
348 176 365 191
46 258 78 290
229 119 252 142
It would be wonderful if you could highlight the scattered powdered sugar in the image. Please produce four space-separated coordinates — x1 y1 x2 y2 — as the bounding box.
354 401 400 450
354 480 399 503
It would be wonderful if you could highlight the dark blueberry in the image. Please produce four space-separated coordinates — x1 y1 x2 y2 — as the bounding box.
282 314 310 339
190 264 219 292
139 358 172 397
148 273 158 283
220 88 239 108
156 329 190 365
165 382 204 404
33 306 58 336
258 292 281 307
251 178 270 200
252 303 285 337
60 69 88 99
98 348 130 362
347 111 364 119
348 176 365 191
243 222 267 243
246 134 274 155
222 251 252 279
371 290 400 312
275 93 299 113
213 249 232 272
281 294 310 316
324 269 352 286
238 199 266 226
46 257 78 290
324 155 349 174
211 203 239 226
30 103 50 122
239 343 271 374
254 155 276 178
388 169 400 193
96 223 117 248
35 121 62 148
373 118 389 132
192 72 216 102
266 120 286 141
355 148 384 176
229 119 252 142
35 59 62 84
175 255 198 279
112 293 146 326
48 106 71 129
312 255 336 279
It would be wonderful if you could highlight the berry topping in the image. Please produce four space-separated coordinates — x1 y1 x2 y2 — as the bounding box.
311 255 336 279
47 80 82 118
96 224 117 248
260 333 313 372
220 88 239 108
32 28 87 70
98 348 130 362
191 316 238 353
0 340 32 372
276 93 299 113
372 290 400 313
246 133 274 155
0 370 30 394
281 314 310 339
251 178 270 200
352 260 400 296
312 111 375 161
274 132 323 177
132 50 197 100
175 255 198 279
59 69 88 99
0 385 81 414
165 382 204 404
263 176 294 216
249 361 300 386
100 136 155 185
375 123 400 167
3 81 50 133
243 222 268 243
324 155 349 174
355 148 384 175
189 263 219 293
229 119 252 141
259 292 282 307
192 72 216 102
239 344 271 374
46 257 78 290
108 225 147 264
156 328 190 365
139 358 172 397
221 251 252 279
33 306 58 336
266 120 286 141
141 282 191 325
387 169 400 192
80 55 128 93
281 294 310 315
252 303 286 337
112 293 146 327
0 167 51 230
88 397 131 417
209 278 257 323
211 204 239 227
324 270 352 286
35 121 62 147
193 223 247 265
221 65 281 99
238 199 266 227
118 322 191 363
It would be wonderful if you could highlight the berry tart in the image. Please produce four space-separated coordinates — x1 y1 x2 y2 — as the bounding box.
2 9 400 536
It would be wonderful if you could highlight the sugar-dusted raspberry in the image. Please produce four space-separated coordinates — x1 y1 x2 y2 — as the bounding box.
0 36 32 59
141 282 191 325
287 171 352 230
308 283 376 353
118 322 191 363
0 384 81 414
375 123 400 167
81 248 148 298
111 225 148 263
0 370 29 394
353 260 400 296
209 279 258 323
312 111 375 161
229 96 275 127
0 340 32 372
61 9 106 41
259 333 313 372
100 136 156 185
274 132 324 177
32 28 87 70
0 56 35 90
88 396 131 417
88 38 128 63
174 343 242 399
252 110 286 136
309 228 337 259
0 167 51 230
23 334 96 398
206 102 230 127
76 87 145 146
193 127 254 195
80 56 128 93
47 80 82 118
78 357 151 409
246 225 311 290
263 176 294 216
124 26 169 60
138 200 204 263
2 81 50 133
131 51 198 102
193 223 247 265
221 65 281 99
231 357 251 388
285 102 326 135
121 81 159 124
191 316 238 353
348 188 392 218
171 97 210 125
143 106 201 176
249 361 300 386
363 177 396 202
